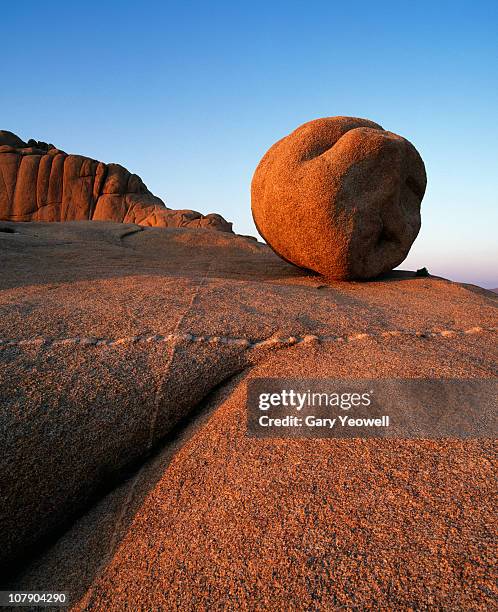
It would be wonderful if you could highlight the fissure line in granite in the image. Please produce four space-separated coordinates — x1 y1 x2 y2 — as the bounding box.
0 326 495 350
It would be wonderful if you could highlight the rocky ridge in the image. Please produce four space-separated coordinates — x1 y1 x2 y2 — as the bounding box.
0 130 232 231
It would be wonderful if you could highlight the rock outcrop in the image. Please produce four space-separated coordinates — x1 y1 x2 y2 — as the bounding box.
0 221 496 609
251 116 426 279
0 131 232 231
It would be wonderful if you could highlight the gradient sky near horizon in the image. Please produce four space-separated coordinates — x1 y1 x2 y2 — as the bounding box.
3 1 497 287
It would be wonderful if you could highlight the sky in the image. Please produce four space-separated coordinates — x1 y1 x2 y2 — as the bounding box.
2 1 497 287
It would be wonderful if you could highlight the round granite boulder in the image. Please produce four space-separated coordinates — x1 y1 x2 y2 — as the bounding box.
251 116 427 279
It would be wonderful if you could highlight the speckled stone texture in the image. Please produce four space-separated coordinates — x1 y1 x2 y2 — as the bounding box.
251 117 427 279
0 221 496 610
0 130 232 231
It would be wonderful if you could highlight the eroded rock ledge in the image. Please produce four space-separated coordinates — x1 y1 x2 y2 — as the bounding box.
0 130 232 231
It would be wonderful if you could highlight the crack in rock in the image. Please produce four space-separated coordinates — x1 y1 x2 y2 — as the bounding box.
0 326 495 350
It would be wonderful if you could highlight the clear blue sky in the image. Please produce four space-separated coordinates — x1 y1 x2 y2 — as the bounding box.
3 1 497 287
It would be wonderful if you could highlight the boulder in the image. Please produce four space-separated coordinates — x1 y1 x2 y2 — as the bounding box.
251 116 427 279
0 131 232 232
0 130 27 148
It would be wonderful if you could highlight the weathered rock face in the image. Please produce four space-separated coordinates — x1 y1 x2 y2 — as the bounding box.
251 116 427 279
0 131 232 231
0 222 496 609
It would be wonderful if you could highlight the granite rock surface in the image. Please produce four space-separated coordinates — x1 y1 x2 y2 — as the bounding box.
0 221 496 610
0 131 232 231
